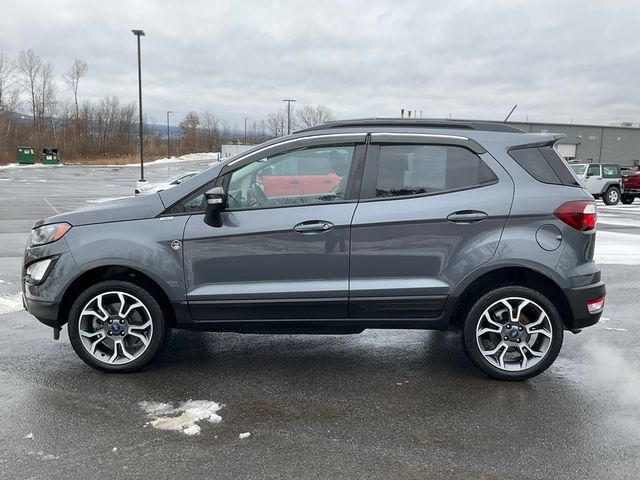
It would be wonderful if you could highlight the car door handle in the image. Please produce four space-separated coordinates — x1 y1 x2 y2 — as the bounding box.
447 210 488 224
293 221 334 233
322 179 334 184
289 179 301 184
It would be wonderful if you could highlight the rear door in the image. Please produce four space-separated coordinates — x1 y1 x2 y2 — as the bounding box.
349 134 514 319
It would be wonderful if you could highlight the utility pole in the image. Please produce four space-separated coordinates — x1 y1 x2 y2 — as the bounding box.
244 117 248 144
132 29 145 182
282 99 296 135
166 111 173 159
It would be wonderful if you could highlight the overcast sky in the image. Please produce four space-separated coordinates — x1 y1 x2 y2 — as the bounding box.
1 0 639 129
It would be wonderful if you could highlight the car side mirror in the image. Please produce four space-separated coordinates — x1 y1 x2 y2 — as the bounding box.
586 173 592 178
204 186 227 227
205 186 227 212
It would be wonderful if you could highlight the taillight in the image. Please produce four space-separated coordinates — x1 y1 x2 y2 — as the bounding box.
554 200 597 231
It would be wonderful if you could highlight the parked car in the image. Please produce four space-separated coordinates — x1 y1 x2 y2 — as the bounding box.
135 171 199 195
23 119 605 381
569 163 621 205
622 171 640 204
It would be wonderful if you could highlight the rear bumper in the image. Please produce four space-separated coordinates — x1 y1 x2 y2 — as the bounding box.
563 280 606 329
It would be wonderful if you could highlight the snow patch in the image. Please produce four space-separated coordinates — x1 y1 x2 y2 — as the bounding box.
139 400 222 435
120 152 221 167
605 327 628 332
0 293 24 315
238 432 251 439
24 432 34 439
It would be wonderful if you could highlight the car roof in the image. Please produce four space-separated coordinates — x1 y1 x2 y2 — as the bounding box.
296 118 524 134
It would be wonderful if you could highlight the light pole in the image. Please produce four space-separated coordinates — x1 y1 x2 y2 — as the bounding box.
132 29 145 182
166 110 173 159
282 99 296 135
244 117 248 144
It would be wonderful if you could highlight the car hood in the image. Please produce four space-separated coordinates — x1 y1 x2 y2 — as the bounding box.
34 193 166 228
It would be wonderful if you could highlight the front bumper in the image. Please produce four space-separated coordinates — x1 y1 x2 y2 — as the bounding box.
563 280 606 330
23 237 81 329
23 294 61 328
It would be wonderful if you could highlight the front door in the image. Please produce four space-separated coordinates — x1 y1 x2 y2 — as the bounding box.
182 143 363 321
349 138 514 319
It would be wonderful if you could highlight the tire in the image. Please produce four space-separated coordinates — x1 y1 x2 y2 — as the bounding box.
462 286 564 381
603 186 621 205
68 280 167 373
621 195 635 205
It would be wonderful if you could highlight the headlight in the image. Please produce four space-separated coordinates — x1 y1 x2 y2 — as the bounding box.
26 258 53 284
30 222 72 247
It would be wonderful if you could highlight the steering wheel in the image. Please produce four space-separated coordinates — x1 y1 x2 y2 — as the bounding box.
248 182 268 207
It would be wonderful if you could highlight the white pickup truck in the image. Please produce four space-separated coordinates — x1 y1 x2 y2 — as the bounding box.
569 163 621 205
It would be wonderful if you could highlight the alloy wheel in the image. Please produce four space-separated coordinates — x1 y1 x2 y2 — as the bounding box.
77 291 153 365
475 297 553 371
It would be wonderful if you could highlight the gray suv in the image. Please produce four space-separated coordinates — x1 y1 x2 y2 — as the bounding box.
22 119 605 380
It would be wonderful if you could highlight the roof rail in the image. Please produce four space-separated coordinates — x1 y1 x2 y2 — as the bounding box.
296 118 524 134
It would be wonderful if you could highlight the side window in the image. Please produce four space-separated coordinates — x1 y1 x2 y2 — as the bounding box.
587 164 601 177
509 147 562 184
226 145 355 209
373 145 497 199
602 165 619 178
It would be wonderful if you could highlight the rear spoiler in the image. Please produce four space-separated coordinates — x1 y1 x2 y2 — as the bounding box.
508 133 567 150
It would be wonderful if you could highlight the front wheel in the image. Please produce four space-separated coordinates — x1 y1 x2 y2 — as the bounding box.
621 195 635 205
603 186 621 205
463 286 564 381
68 280 167 372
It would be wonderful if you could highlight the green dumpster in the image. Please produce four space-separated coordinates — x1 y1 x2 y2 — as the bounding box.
17 147 35 164
41 148 60 165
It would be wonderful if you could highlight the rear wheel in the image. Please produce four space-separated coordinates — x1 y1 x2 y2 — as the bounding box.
603 186 621 205
462 286 564 381
621 195 635 205
68 280 167 372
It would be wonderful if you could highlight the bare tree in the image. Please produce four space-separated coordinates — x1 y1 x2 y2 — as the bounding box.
295 104 334 129
0 51 15 111
201 111 219 152
63 58 88 119
39 62 57 135
265 109 286 137
179 111 201 152
17 49 42 127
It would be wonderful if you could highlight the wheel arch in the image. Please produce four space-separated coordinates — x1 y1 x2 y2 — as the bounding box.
451 265 572 329
57 265 177 328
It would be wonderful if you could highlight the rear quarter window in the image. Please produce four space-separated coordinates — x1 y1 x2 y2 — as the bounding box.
602 165 620 178
509 146 580 186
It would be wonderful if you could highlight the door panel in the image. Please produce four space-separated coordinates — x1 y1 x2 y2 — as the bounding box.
350 145 514 319
183 203 356 321
585 164 602 194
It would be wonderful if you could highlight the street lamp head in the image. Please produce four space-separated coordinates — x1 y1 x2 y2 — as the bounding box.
132 29 145 36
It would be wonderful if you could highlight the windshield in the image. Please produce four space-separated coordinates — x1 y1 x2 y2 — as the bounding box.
570 165 587 176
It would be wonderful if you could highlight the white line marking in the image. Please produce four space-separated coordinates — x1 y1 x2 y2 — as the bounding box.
44 198 60 214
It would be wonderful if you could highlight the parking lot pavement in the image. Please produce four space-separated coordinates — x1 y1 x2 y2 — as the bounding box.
1 162 639 479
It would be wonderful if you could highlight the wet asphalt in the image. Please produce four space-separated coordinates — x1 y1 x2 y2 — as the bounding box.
0 161 639 480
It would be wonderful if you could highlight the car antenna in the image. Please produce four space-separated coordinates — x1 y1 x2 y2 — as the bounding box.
503 104 518 123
